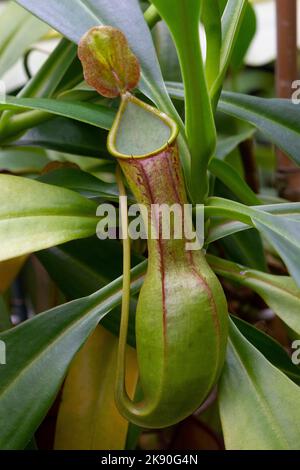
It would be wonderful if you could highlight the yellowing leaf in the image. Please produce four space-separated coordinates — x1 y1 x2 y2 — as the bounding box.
0 256 27 294
54 326 138 450
78 26 140 98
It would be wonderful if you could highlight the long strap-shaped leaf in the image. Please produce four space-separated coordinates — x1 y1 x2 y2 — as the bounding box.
0 175 99 261
15 1 161 103
15 0 184 139
167 82 300 169
232 316 300 386
219 320 300 450
209 158 261 206
207 202 300 244
0 2 48 77
219 91 300 167
15 0 192 188
0 262 145 449
211 0 247 103
208 255 300 336
37 240 300 387
4 87 300 171
0 96 115 142
201 0 221 90
205 197 300 288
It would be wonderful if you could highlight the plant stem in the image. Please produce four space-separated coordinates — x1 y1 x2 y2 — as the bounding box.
144 4 160 29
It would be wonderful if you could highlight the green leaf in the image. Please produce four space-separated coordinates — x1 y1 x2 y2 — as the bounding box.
37 237 136 298
0 96 115 140
219 319 300 450
205 198 300 287
17 117 109 159
211 0 247 101
0 262 144 449
20 38 78 98
36 238 144 346
16 0 179 127
230 1 256 72
0 147 50 174
208 254 300 335
152 22 182 83
215 128 255 160
209 158 260 205
225 201 300 217
0 2 49 78
220 229 267 272
219 92 300 167
254 214 300 290
165 80 186 100
206 202 300 244
232 316 300 386
38 168 119 201
0 3 31 55
0 38 78 139
47 154 114 178
151 0 216 202
207 218 249 244
0 175 99 261
15 0 192 181
167 82 300 169
201 0 221 90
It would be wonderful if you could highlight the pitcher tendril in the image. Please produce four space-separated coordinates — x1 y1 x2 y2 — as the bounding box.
78 25 228 428
115 165 132 408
